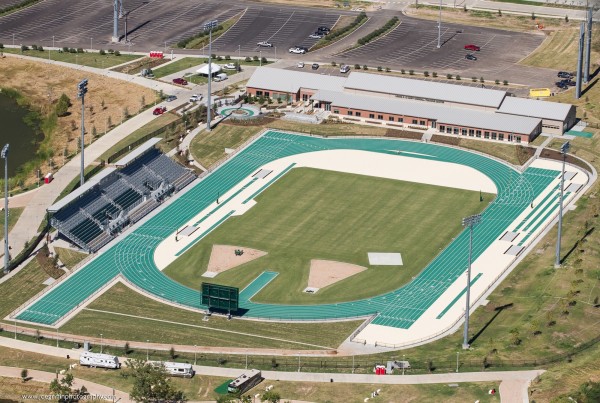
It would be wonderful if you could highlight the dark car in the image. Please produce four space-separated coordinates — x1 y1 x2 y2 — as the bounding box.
166 95 177 102
557 71 573 79
465 54 477 61
563 80 576 87
317 26 330 34
153 106 167 115
464 44 480 51
312 63 319 70
172 78 188 85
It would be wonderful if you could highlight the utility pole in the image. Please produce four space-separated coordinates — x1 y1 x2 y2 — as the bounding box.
437 0 442 48
555 141 570 268
77 79 88 186
462 214 481 349
2 144 9 274
204 20 218 132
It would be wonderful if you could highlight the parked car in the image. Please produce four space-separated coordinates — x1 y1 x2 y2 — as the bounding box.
172 78 188 85
223 63 237 69
153 106 167 115
312 63 319 70
257 41 273 47
214 73 228 82
309 32 324 39
557 71 573 79
465 54 477 61
297 62 305 68
556 82 568 89
339 64 350 73
166 95 177 102
464 44 480 51
289 47 306 54
317 26 330 34
562 79 576 87
189 94 202 102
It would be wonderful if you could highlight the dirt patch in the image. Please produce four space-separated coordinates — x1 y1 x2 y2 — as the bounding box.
308 259 367 289
0 56 157 186
205 245 267 275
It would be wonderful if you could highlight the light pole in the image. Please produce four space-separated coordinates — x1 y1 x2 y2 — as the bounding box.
259 50 262 66
56 328 59 347
77 79 88 186
90 37 93 51
52 35 54 49
100 333 103 353
194 345 197 365
238 44 240 60
462 213 481 350
204 20 218 132
437 0 442 48
456 351 459 372
146 340 149 361
2 144 9 274
12 33 14 47
555 141 571 268
402 354 405 375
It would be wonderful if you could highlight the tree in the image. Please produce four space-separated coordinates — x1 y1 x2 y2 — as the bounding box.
123 106 129 119
55 93 71 117
101 99 105 109
169 346 176 359
140 95 146 111
20 369 28 382
50 372 74 399
126 359 186 403
262 390 281 403
92 125 98 139
124 341 130 355
107 115 112 128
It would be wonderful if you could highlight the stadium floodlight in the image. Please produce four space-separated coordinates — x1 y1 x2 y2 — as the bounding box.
461 213 481 350
78 79 88 186
203 20 218 132
555 141 571 268
1 144 9 274
437 0 442 49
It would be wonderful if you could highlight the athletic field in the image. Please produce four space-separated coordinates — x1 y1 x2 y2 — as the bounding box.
12 131 560 334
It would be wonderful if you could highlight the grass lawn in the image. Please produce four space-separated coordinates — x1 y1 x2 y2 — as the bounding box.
164 167 492 304
0 259 47 319
0 207 24 233
99 112 180 161
61 283 361 349
152 57 206 78
0 376 52 399
190 123 262 167
1 48 140 68
53 247 88 269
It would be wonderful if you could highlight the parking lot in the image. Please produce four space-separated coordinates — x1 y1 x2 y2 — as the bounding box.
210 6 343 56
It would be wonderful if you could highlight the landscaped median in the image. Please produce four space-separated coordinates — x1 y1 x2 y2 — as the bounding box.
356 16 399 46
177 12 242 49
311 12 368 51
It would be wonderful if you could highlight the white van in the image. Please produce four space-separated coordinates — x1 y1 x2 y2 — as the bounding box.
150 361 195 378
79 351 121 369
339 65 350 74
214 73 228 82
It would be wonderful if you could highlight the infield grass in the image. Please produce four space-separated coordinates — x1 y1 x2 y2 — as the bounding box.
164 167 492 304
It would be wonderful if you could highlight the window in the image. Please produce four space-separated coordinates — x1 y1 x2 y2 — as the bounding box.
499 133 504 141
389 116 395 122
347 111 353 116
468 129 475 136
491 132 497 140
256 91 263 96
412 119 418 124
398 117 403 122
302 94 309 101
439 125 445 132
369 113 375 119
333 110 339 114
484 131 490 139
516 136 522 143
476 130 481 138
446 127 452 134
419 120 425 126
264 92 270 97
378 115 383 120
355 112 361 117
461 129 467 136
453 128 459 134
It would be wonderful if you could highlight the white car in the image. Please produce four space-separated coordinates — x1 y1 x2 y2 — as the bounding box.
289 47 306 54
223 63 236 70
257 41 273 47
189 94 202 102
297 62 305 68
309 33 324 39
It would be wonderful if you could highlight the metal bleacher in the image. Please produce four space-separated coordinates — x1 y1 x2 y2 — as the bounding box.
49 139 196 253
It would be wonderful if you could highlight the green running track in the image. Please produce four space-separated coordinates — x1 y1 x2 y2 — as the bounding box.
15 131 559 328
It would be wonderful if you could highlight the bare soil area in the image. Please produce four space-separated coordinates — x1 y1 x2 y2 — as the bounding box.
308 259 367 289
0 56 157 186
205 244 267 275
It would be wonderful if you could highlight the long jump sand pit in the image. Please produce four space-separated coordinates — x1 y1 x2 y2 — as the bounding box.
202 245 267 278
307 259 367 291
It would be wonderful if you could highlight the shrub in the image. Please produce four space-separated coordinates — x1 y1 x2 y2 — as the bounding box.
0 43 3 49
424 71 429 77
225 55 231 60
432 72 437 78
217 55 223 61
377 66 383 71
114 50 120 56
565 15 569 23
409 69 414 75
108 48 114 53
456 75 461 80
354 64 360 69
503 80 508 85
495 79 500 84
385 67 391 72
38 45 43 52
69 48 76 53
401 69 405 74
446 73 453 79
331 61 337 66
76 47 84 53
62 46 69 52
472 76 477 82
55 93 71 117
498 9 502 16
363 64 368 70
531 12 535 20
21 369 27 382
20 45 28 51
99 49 106 55
253 55 258 61
463 4 467 11
245 56 252 62
31 44 38 50
261 56 267 64
480 77 484 83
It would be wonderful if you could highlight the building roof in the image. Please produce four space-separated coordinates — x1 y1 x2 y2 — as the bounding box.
344 72 507 108
47 167 117 212
114 137 162 167
312 90 541 134
497 96 573 121
246 67 346 93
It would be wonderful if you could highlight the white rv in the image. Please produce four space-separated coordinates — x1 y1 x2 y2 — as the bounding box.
79 351 121 369
150 361 195 378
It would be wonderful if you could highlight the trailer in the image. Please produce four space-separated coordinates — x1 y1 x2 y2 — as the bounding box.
79 351 121 369
227 369 262 394
150 361 195 378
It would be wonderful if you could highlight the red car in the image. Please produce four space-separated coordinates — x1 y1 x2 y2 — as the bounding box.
172 78 188 85
464 44 480 51
153 106 167 115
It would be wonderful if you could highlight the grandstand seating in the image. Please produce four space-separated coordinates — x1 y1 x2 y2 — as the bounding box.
49 147 196 253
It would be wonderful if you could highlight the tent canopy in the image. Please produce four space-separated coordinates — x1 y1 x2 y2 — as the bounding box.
196 63 222 76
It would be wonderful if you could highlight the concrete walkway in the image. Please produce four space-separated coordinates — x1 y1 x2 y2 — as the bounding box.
0 365 131 402
0 336 542 403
